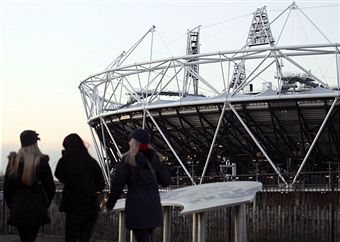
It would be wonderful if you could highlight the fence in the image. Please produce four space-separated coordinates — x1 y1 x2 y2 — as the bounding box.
1 171 339 242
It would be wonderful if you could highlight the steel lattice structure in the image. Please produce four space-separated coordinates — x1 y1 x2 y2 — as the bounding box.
79 3 340 187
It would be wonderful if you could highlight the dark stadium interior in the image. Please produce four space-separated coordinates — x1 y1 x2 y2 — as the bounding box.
90 97 339 184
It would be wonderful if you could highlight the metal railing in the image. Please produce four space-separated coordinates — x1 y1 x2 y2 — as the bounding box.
170 170 340 191
0 170 339 241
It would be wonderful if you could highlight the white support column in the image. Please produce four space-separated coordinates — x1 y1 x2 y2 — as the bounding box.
336 47 340 90
197 212 207 242
192 213 198 242
79 90 91 120
234 204 247 242
163 207 171 242
292 98 339 185
130 231 136 242
200 102 227 184
192 212 207 242
100 117 122 158
89 126 110 186
118 211 126 242
99 118 113 173
229 103 288 186
100 119 108 160
146 109 196 185
219 54 227 92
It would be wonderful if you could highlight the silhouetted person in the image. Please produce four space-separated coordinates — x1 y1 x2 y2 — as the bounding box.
106 128 172 242
55 133 105 242
4 130 56 242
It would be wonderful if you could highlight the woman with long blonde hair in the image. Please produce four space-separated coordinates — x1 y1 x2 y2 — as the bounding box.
4 130 56 242
106 128 172 242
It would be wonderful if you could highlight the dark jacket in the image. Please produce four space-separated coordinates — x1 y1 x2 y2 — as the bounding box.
4 156 56 226
106 149 171 229
55 152 105 217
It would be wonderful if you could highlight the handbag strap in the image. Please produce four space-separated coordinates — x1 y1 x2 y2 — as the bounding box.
38 180 49 204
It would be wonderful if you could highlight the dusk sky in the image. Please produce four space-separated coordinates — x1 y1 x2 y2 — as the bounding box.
1 0 339 174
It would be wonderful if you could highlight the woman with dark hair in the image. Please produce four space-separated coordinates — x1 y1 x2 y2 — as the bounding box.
4 130 56 242
55 133 105 242
106 128 172 242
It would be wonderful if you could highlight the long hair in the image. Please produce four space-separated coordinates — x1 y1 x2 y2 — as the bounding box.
124 138 140 166
7 144 43 185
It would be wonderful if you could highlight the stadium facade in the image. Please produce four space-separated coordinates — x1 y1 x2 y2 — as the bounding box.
79 3 340 187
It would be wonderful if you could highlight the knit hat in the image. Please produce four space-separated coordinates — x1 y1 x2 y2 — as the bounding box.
128 128 150 144
20 130 40 147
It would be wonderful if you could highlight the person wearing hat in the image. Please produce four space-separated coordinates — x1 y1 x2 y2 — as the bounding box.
106 128 172 242
4 130 56 242
55 133 105 242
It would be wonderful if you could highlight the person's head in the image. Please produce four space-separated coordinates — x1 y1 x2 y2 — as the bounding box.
62 133 88 155
128 128 151 151
128 128 151 144
8 130 44 185
126 129 151 166
20 130 40 147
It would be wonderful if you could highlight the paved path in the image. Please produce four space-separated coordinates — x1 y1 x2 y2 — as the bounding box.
0 234 64 242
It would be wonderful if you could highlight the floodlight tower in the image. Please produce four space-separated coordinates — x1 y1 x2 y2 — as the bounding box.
230 6 278 92
184 26 201 95
246 6 275 47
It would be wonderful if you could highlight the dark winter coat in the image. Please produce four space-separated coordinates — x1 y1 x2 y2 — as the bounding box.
106 149 172 230
4 156 56 226
55 152 105 217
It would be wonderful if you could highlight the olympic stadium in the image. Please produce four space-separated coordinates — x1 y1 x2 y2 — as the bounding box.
78 3 340 188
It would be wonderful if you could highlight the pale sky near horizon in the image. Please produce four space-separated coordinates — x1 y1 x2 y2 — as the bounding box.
1 0 339 174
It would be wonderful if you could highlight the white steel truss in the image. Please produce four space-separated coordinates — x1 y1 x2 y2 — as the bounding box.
79 3 340 187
